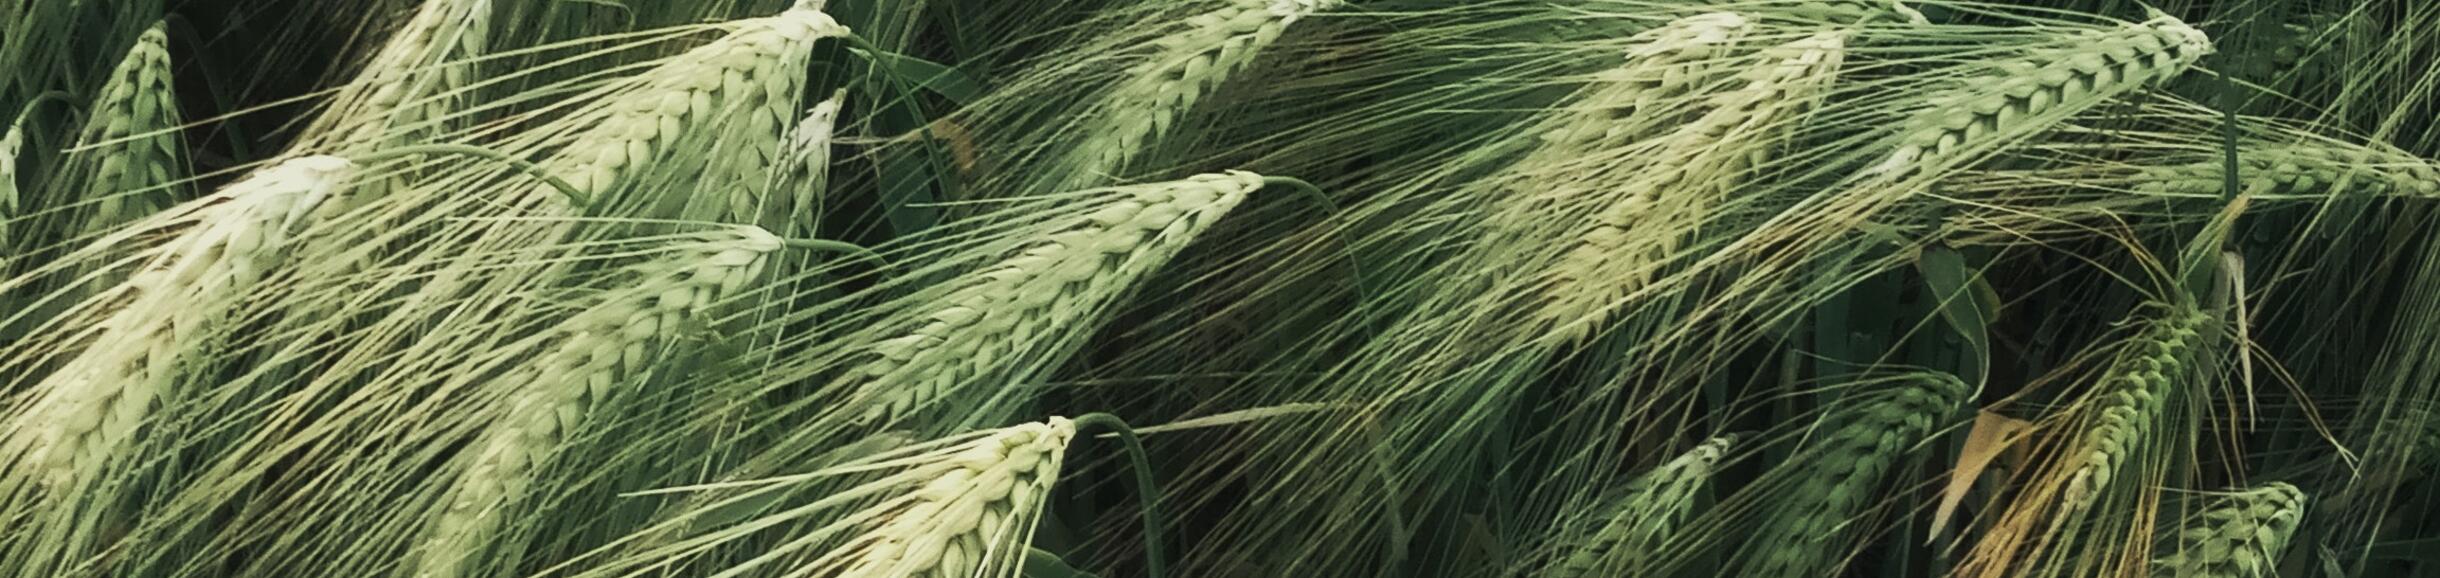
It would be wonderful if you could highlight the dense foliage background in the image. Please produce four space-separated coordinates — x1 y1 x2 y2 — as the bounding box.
4 0 2438 576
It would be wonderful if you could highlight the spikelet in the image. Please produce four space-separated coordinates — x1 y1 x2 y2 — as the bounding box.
831 418 1077 578
414 226 784 578
70 22 185 236
2150 483 2306 578
2061 306 2211 512
1548 435 1737 578
1063 0 1341 186
1531 30 1844 341
537 6 845 215
1870 15 2212 178
1747 373 1968 576
852 172 1265 422
7 156 354 489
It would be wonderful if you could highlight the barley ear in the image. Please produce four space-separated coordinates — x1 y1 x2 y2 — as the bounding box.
70 21 186 237
2151 483 2306 578
415 226 784 578
1548 434 1739 578
1747 372 1969 576
850 172 1267 423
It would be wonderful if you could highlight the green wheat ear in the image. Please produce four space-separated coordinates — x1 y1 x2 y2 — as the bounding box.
2151 483 2306 578
417 226 783 578
1746 372 1968 577
70 21 185 237
1058 0 1341 189
1548 434 1738 578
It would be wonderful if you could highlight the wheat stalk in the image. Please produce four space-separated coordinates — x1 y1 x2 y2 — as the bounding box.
828 418 1078 578
1869 15 2212 178
1549 434 1738 578
413 226 784 578
1748 372 1969 576
2061 305 2212 512
851 172 1265 423
8 155 355 490
1062 0 1341 187
70 21 184 237
1531 29 1846 342
2150 483 2306 578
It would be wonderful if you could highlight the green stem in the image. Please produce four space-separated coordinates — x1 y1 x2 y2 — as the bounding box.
1258 176 1381 336
1073 413 1166 578
349 144 588 206
8 90 73 128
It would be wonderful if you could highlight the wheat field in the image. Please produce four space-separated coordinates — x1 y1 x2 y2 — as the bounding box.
2 0 2437 577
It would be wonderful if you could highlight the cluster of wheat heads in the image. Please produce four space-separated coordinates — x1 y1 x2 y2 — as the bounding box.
10 0 2440 577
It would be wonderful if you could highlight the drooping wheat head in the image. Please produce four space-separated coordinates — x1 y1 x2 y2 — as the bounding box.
7 155 355 490
850 172 1265 423
70 22 185 237
305 0 491 216
2132 142 2440 199
2150 483 2305 578
2060 305 2212 513
1061 0 1342 187
530 6 845 217
1869 15 2213 179
774 90 846 239
825 418 1077 578
1747 372 1969 577
1547 434 1738 578
413 226 784 578
1530 29 1846 342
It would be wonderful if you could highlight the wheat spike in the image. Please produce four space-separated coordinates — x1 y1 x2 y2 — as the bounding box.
70 22 185 237
774 90 846 239
538 7 845 214
413 226 783 578
1748 372 1968 577
2061 306 2211 512
1519 12 1754 173
2134 143 2440 198
1064 0 1340 186
831 418 1078 578
8 156 354 489
1549 434 1738 578
1777 0 1928 24
1532 30 1845 341
307 0 491 216
2150 483 2306 578
853 172 1265 422
1870 15 2212 178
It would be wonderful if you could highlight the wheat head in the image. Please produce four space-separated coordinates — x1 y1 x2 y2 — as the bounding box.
1532 30 1846 342
1749 372 1968 576
538 6 845 216
1871 15 2213 178
413 226 784 578
1550 434 1738 578
834 418 1077 578
71 22 185 237
1063 0 1341 186
9 155 354 490
2151 482 2306 578
852 172 1265 423
2061 306 2211 512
